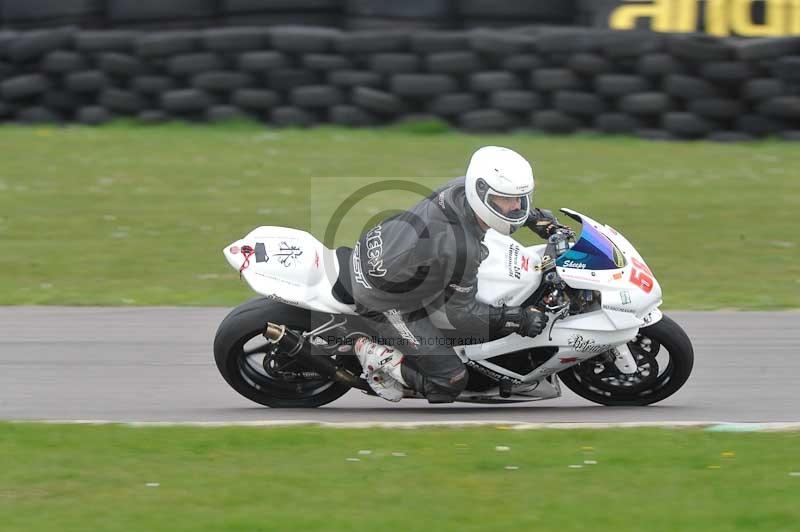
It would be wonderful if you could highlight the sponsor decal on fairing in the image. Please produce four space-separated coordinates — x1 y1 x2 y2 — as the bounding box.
602 305 636 314
567 334 615 354
274 241 302 267
562 260 587 269
265 293 300 306
255 242 269 264
505 243 522 279
465 360 524 384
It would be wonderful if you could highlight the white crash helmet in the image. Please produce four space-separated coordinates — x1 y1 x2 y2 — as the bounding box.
465 146 534 235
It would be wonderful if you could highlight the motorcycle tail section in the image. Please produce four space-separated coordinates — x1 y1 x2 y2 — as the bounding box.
223 226 355 314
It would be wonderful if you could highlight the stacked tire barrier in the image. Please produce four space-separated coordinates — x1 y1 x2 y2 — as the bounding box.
0 0 578 31
3 0 800 38
0 0 343 30
1 26 799 139
343 0 576 30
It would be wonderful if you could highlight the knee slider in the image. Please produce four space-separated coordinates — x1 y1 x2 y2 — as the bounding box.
426 392 457 404
425 367 468 403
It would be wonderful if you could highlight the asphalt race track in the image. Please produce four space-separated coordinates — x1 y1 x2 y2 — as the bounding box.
1 307 798 424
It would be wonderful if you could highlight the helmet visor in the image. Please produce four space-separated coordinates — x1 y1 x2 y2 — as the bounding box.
485 189 531 225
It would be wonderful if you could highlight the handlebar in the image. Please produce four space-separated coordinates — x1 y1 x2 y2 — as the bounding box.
550 225 576 238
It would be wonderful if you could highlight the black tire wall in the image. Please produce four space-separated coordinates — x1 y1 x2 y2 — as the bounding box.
0 25 798 139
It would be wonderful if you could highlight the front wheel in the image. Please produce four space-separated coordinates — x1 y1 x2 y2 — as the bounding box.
558 314 694 406
213 298 351 408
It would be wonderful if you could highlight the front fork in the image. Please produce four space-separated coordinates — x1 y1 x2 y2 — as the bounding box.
612 343 639 374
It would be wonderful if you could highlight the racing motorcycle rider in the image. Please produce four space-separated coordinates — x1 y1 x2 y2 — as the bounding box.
351 146 564 402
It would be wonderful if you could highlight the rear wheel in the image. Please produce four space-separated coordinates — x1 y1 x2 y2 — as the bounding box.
213 298 351 408
558 315 694 406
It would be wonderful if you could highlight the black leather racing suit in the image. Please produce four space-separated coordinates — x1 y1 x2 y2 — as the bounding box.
349 177 554 403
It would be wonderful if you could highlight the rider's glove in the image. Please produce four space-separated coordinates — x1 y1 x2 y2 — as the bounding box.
498 306 548 338
518 306 548 338
526 208 560 239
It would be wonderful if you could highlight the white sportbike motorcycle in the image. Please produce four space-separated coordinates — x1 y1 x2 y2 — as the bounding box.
214 209 693 407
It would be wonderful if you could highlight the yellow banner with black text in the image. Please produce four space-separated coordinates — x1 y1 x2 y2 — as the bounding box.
606 0 800 36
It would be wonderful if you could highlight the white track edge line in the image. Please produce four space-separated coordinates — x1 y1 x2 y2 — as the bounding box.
11 420 800 431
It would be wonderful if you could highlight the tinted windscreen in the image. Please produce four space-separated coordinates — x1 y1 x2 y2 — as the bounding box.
555 222 626 270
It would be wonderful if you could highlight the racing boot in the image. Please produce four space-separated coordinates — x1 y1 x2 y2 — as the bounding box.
354 337 406 402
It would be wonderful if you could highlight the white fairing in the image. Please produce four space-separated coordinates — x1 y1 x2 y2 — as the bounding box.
475 210 663 329
459 209 663 388
475 230 544 307
223 226 357 315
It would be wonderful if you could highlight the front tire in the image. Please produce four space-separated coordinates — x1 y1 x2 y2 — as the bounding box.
213 298 351 408
558 314 694 406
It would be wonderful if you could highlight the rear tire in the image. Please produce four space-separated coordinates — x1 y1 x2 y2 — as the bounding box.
213 298 351 408
558 315 694 406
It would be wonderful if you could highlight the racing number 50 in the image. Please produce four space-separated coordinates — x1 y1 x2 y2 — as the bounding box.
629 257 654 294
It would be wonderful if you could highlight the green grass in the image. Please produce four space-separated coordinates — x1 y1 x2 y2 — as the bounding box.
1 423 798 532
1 122 798 308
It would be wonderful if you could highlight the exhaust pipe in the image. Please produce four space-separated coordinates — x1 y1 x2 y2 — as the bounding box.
264 323 286 343
264 322 370 392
